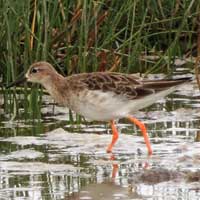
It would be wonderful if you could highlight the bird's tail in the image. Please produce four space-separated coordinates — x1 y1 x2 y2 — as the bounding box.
142 76 192 90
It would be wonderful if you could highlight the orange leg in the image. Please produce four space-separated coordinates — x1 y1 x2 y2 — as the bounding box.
128 115 153 156
106 120 119 153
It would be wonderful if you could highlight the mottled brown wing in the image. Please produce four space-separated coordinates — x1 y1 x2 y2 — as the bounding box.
68 73 191 100
80 72 155 100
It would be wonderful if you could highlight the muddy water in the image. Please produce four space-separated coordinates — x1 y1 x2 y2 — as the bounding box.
0 78 200 200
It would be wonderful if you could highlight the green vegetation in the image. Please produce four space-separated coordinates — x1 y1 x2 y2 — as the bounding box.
0 0 199 119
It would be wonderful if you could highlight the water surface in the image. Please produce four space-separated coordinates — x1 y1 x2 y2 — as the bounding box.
0 75 200 200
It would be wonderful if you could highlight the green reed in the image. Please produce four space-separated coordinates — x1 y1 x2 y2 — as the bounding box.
0 0 199 121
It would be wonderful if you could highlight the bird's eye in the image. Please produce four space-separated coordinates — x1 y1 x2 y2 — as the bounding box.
30 68 38 74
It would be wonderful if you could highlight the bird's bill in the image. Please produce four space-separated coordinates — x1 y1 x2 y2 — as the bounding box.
6 75 27 89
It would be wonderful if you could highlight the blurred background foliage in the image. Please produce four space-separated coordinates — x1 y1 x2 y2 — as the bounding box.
0 0 199 119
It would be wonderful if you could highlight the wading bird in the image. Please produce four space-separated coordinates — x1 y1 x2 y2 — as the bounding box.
8 61 192 155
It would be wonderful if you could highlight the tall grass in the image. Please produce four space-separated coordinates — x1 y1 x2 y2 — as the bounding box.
0 0 199 120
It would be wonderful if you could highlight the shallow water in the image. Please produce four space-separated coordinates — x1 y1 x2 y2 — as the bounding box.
0 77 200 200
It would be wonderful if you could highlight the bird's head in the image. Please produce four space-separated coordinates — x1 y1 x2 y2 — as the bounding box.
26 61 58 84
6 61 61 88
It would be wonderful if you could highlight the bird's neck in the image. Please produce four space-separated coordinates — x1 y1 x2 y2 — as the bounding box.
42 73 69 105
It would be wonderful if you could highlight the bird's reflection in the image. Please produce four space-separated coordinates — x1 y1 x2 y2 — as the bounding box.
109 152 150 179
67 152 151 199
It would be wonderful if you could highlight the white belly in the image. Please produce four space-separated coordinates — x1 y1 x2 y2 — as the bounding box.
69 90 128 121
68 86 177 121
